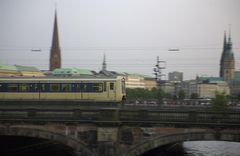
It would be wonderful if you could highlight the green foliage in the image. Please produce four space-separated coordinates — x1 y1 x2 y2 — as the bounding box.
126 88 154 100
212 92 228 112
190 93 199 99
232 94 240 101
237 94 240 101
178 90 185 100
126 87 169 101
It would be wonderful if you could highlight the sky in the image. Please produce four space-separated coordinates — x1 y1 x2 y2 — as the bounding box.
0 0 240 80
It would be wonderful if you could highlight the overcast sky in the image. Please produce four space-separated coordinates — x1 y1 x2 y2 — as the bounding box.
0 0 240 80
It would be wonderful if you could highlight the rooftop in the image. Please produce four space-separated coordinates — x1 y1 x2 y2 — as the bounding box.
15 65 40 72
0 64 18 71
52 68 94 76
197 76 225 84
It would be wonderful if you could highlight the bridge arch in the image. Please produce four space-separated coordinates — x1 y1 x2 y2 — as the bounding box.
125 131 240 156
0 126 94 156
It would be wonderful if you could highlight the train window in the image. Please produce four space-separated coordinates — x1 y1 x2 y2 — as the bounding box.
8 84 18 92
40 84 47 92
76 84 81 92
76 83 98 92
0 84 4 92
93 83 103 92
121 78 126 94
61 84 72 92
19 84 31 92
33 84 39 92
50 84 60 92
82 84 88 92
103 82 107 91
110 83 114 90
76 83 89 92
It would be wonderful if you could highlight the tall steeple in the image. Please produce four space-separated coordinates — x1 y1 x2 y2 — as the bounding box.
102 53 107 71
50 10 61 71
223 31 227 50
220 30 235 82
220 31 227 77
228 29 232 48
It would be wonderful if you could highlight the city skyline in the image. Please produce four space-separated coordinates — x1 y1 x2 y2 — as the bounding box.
0 0 240 80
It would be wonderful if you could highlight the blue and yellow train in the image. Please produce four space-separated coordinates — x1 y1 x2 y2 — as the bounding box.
0 76 126 104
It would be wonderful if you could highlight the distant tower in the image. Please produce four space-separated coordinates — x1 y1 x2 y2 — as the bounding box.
220 30 235 81
102 53 107 71
50 10 61 71
220 31 227 77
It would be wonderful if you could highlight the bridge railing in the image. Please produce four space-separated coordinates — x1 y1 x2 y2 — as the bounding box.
0 108 239 127
119 110 240 124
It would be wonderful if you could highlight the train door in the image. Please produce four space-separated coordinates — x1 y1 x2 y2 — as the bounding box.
103 82 107 100
75 82 83 100
76 82 91 100
108 81 116 101
39 83 48 100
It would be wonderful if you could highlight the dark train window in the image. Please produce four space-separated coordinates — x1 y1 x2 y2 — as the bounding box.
76 84 81 92
93 83 103 92
76 83 89 92
77 83 93 92
40 84 47 92
121 78 126 94
82 84 88 92
110 83 114 90
103 82 107 91
50 84 60 92
8 84 18 92
0 84 4 92
61 84 72 92
33 84 39 92
19 84 31 92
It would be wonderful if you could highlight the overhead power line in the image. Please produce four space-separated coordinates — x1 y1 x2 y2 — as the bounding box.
0 45 240 51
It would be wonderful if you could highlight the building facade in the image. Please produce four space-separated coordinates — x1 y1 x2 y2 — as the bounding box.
180 77 230 99
168 71 183 82
143 77 157 90
229 71 240 97
125 74 145 89
197 82 230 98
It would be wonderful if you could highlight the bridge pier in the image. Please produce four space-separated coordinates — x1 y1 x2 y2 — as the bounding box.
97 127 119 156
97 141 118 156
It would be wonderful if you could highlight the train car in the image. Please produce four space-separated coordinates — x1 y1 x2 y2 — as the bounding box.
0 76 126 104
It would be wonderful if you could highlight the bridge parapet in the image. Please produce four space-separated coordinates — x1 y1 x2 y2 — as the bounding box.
0 108 239 127
0 106 240 156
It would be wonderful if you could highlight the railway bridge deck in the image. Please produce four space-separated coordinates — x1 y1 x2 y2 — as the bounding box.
0 101 239 156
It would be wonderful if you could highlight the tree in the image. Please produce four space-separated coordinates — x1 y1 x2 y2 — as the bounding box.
156 88 164 104
178 90 185 100
212 92 228 111
126 88 155 100
236 94 240 101
126 87 167 103
190 93 198 99
164 92 173 99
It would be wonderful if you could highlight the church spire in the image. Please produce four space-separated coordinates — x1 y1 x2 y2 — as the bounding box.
220 31 227 77
228 28 232 48
102 53 107 71
50 9 61 71
223 31 227 50
220 29 235 81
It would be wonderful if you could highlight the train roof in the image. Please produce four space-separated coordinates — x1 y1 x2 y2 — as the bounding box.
0 75 123 81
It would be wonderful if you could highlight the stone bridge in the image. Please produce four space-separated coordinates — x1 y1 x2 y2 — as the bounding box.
0 105 240 156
